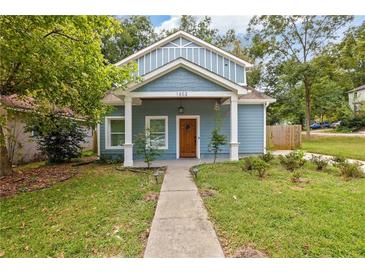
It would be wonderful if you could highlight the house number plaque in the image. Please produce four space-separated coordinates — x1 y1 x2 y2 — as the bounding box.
176 91 188 97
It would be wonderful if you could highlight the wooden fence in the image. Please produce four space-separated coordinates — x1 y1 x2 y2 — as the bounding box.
266 125 302 150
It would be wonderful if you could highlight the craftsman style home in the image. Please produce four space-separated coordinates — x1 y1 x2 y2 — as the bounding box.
98 31 275 166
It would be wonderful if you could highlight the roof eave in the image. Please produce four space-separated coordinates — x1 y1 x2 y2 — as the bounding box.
238 98 276 104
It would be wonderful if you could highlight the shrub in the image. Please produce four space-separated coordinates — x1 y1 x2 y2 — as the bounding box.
310 155 329 171
242 156 255 171
332 156 346 164
336 161 364 179
290 170 309 184
279 150 306 172
291 170 302 183
208 128 227 164
259 152 274 163
134 129 161 168
338 113 365 132
251 158 269 179
27 115 86 163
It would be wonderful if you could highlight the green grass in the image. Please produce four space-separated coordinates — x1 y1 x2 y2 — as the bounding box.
195 160 365 257
16 160 47 171
0 164 161 258
81 150 96 157
302 136 365 161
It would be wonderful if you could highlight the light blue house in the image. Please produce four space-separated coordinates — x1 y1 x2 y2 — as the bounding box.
98 31 275 166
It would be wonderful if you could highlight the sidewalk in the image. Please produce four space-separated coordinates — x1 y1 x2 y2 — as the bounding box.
301 131 365 138
144 160 224 258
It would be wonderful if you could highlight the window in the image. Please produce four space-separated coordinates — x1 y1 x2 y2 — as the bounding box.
354 92 358 100
145 116 168 149
105 117 125 149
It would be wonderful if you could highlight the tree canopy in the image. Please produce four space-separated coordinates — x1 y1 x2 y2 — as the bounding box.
161 16 237 49
0 16 135 123
0 16 136 175
247 16 354 134
102 16 158 64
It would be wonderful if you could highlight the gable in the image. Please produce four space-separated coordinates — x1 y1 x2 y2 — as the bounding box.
117 31 248 86
133 67 230 92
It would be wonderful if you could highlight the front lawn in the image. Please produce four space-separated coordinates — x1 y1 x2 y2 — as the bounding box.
195 160 365 257
0 164 161 258
302 136 365 161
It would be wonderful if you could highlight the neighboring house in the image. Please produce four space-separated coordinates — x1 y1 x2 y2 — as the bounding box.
348 85 365 112
99 31 275 166
0 95 94 164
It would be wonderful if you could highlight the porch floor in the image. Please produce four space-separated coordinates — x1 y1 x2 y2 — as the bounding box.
134 157 229 168
143 158 224 258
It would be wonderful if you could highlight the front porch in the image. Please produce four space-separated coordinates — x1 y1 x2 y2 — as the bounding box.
99 95 241 167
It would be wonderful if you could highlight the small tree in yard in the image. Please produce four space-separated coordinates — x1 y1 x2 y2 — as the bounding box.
134 129 161 168
208 128 227 164
26 114 86 163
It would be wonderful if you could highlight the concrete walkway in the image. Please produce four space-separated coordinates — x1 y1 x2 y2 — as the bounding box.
143 160 224 258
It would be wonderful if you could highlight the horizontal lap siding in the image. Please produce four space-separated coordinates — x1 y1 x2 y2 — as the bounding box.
99 99 231 160
238 104 264 154
135 68 229 92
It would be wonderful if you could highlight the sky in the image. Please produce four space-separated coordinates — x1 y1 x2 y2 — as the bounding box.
150 15 252 35
149 15 364 36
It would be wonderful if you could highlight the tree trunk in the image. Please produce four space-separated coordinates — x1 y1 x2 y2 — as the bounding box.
0 124 12 176
304 77 311 138
92 130 97 153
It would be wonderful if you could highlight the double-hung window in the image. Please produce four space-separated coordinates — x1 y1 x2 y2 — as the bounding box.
105 116 125 149
145 116 168 149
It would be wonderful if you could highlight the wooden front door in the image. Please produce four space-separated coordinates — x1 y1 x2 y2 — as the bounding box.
179 119 197 158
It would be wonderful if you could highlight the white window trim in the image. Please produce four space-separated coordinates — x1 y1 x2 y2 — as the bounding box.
145 116 169 150
105 116 125 150
176 115 200 159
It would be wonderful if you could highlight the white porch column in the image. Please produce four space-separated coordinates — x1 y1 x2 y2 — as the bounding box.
230 94 239 161
123 96 133 167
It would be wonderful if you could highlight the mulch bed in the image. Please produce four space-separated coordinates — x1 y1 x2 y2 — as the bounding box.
0 163 79 198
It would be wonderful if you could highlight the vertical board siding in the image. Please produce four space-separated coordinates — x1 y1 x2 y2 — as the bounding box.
135 37 246 86
100 99 231 160
238 104 264 154
236 65 244 84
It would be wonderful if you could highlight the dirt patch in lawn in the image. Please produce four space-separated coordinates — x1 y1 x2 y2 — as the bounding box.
200 188 217 197
290 185 305 191
0 163 78 197
144 192 159 201
234 245 268 258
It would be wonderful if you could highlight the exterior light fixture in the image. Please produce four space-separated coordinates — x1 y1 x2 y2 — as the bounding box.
178 105 184 114
214 100 220 111
178 99 184 114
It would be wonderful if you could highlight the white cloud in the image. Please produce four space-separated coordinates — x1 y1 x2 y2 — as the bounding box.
154 15 252 35
154 16 180 33
208 16 252 35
